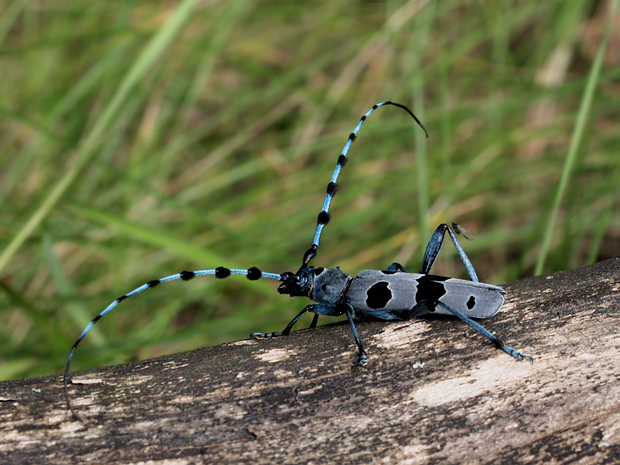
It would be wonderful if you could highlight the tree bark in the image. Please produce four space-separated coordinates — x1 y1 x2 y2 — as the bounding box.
1 259 619 464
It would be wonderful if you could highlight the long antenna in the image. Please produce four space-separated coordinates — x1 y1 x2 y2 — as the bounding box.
64 267 282 419
301 101 428 267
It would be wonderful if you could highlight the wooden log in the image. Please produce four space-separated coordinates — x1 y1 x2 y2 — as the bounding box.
1 259 619 464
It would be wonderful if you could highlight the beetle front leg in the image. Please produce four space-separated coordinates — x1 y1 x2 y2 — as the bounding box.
251 304 316 339
251 304 332 338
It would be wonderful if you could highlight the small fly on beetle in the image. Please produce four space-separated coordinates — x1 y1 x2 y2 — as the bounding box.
64 101 532 418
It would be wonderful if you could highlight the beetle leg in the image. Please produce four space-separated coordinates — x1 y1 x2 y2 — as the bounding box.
344 305 368 366
251 304 316 338
421 223 479 282
436 300 533 361
383 262 408 273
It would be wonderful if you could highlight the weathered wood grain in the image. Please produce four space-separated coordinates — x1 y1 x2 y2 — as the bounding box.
1 259 619 464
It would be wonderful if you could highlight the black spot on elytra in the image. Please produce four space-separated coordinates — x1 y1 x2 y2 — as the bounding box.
415 275 448 311
366 282 392 309
467 295 476 309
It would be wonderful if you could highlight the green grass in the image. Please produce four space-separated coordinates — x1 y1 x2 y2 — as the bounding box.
1 0 619 381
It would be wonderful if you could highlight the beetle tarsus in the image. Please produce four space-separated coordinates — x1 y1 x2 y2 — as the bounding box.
502 345 534 362
251 332 283 339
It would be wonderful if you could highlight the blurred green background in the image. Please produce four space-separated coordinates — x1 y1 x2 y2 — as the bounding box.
1 0 619 380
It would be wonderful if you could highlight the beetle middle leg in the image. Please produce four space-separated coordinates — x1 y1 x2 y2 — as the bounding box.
344 304 368 366
383 262 408 273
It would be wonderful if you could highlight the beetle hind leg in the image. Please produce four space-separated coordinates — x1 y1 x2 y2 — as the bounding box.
436 301 533 361
421 223 479 282
499 344 534 361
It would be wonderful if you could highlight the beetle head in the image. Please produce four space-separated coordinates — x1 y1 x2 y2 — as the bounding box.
278 266 315 297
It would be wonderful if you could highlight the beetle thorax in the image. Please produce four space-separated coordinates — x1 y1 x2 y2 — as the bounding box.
309 267 350 307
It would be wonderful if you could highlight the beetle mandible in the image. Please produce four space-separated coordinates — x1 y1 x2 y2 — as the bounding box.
64 101 532 417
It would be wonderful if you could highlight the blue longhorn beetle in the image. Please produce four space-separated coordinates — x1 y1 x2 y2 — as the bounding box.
64 101 533 416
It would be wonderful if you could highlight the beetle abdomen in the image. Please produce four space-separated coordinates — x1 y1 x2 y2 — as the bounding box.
345 270 504 319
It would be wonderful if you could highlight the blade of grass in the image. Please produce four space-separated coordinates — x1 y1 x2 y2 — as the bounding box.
0 0 30 47
292 0 431 162
534 0 617 275
178 0 254 127
42 234 105 346
67 204 276 297
0 279 64 349
587 159 620 264
0 42 133 198
409 4 433 261
0 0 200 274
0 358 39 382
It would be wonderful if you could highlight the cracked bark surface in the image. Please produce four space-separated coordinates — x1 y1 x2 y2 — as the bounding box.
1 259 619 464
